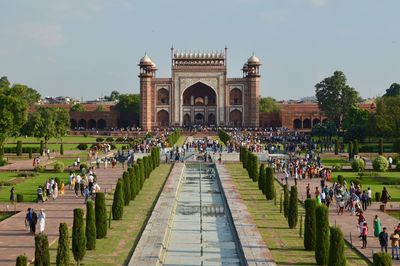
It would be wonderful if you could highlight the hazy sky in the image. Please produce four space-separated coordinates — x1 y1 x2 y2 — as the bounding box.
0 0 399 101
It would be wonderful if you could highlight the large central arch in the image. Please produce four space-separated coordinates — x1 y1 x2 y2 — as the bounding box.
182 82 217 106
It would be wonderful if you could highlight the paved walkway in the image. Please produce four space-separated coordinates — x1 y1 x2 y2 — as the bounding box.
0 165 123 265
277 174 400 264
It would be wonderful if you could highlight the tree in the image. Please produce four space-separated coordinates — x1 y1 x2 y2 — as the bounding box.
72 208 86 266
384 82 400 97
34 233 50 266
138 159 145 189
343 106 371 141
60 143 64 155
128 167 136 200
70 103 85 112
258 164 265 192
315 205 330 265
353 140 359 155
143 156 149 179
265 166 275 200
23 107 70 148
334 139 339 155
252 154 259 182
373 252 392 266
259 97 280 113
378 138 384 155
328 226 346 266
16 255 28 266
115 94 140 125
122 171 131 206
288 186 298 228
16 140 22 156
86 200 96 250
112 178 124 220
374 96 400 137
242 148 248 169
133 164 141 194
104 90 120 101
56 223 70 266
283 185 289 218
304 199 316 251
95 192 107 239
315 71 359 130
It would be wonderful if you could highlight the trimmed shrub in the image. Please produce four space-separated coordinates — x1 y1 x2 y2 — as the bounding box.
315 205 330 265
105 137 114 142
265 166 275 200
304 199 316 251
72 208 86 266
95 192 107 239
34 165 46 173
77 143 88 150
218 129 230 145
373 252 392 266
242 148 248 169
351 158 365 172
0 158 6 167
122 171 131 206
54 162 65 173
375 192 381 202
288 186 298 229
56 222 70 266
167 129 181 146
258 164 265 192
112 178 124 220
378 138 383 155
79 163 88 172
334 139 339 155
60 143 64 155
143 156 149 179
34 233 50 266
133 164 141 194
283 185 289 218
86 200 96 250
16 141 22 156
246 153 252 179
337 175 344 186
138 159 145 190
252 154 259 182
128 167 136 200
16 255 28 266
17 194 24 202
328 226 346 266
373 156 389 172
96 137 104 142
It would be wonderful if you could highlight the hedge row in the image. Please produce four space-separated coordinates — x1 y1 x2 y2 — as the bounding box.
167 129 181 146
218 129 230 145
3 146 41 154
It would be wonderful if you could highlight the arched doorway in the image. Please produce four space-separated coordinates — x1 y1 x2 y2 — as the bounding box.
98 119 107 130
183 114 191 126
78 119 87 129
208 113 216 125
70 119 77 129
293 119 301 129
303 119 311 129
229 88 242 105
194 113 204 124
229 110 242 126
312 118 321 127
157 110 169 126
88 119 97 130
157 88 169 105
183 82 217 106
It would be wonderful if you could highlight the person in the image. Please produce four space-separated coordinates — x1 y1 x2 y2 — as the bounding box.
38 209 46 233
52 181 58 200
30 209 38 234
9 187 15 204
361 222 368 249
338 198 344 215
381 187 390 204
25 208 32 232
361 190 368 211
37 186 44 203
59 181 65 196
367 187 372 206
390 229 399 260
379 227 389 253
374 215 382 237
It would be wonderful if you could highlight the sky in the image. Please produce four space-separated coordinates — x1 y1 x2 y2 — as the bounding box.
0 0 399 101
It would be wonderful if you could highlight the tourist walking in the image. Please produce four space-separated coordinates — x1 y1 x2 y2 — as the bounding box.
38 209 46 233
60 181 65 196
37 186 44 203
25 208 32 232
30 209 38 234
361 222 368 249
381 187 390 204
390 229 399 260
374 215 382 237
9 187 15 205
379 227 389 253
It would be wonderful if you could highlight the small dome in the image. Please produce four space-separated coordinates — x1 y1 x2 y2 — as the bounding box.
248 54 260 64
140 54 153 65
242 64 249 71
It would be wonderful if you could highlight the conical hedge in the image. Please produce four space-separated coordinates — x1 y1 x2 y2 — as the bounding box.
112 178 124 220
258 164 265 192
128 167 136 200
315 205 330 265
56 222 70 266
304 199 316 251
288 186 298 228
328 226 346 266
122 171 131 206
283 185 289 218
265 166 275 200
72 208 86 266
34 233 50 266
95 192 107 239
86 200 96 250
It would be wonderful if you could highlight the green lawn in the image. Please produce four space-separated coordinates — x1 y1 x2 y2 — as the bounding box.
225 164 369 266
49 163 172 266
5 136 99 143
0 213 13 222
175 136 187 147
0 172 69 202
331 171 400 201
321 158 350 166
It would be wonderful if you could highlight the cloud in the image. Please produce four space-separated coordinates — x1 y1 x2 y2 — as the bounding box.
310 0 328 8
17 23 65 47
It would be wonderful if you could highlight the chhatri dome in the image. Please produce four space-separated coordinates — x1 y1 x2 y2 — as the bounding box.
247 54 261 64
139 54 153 65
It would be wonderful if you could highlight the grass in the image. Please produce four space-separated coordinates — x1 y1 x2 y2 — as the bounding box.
388 211 400 220
331 171 400 201
225 164 369 266
5 136 99 143
0 213 13 222
0 172 69 202
321 158 350 166
175 136 187 147
49 163 172 266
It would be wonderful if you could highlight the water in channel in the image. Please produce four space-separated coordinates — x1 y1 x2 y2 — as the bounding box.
163 163 242 266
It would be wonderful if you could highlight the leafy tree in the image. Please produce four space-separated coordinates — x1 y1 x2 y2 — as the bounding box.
34 233 50 266
315 71 359 130
95 192 107 239
112 178 124 220
104 90 120 101
6 83 40 105
259 97 280 113
328 226 346 266
86 200 96 250
70 103 85 112
122 171 131 206
265 166 275 200
56 223 70 266
96 105 105 112
384 83 400 97
315 205 330 265
72 208 86 266
374 96 400 137
288 186 298 228
115 94 140 125
16 255 28 266
343 106 371 141
304 199 316 251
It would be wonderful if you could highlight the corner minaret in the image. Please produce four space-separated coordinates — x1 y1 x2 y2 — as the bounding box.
138 54 157 131
242 54 261 127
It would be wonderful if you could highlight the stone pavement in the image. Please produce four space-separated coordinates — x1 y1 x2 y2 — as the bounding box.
277 174 400 264
0 165 123 265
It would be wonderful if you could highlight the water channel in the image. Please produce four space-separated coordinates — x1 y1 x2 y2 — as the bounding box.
162 163 243 266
